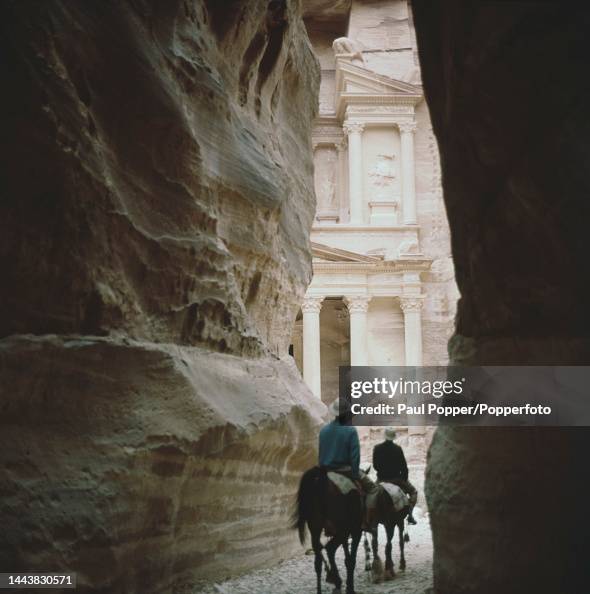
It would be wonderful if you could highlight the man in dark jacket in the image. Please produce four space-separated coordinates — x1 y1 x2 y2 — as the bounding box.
372 427 418 524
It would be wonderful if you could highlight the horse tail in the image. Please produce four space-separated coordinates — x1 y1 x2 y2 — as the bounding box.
291 466 325 545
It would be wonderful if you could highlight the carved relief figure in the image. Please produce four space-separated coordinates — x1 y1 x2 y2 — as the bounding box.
369 153 396 200
397 237 420 257
314 147 338 211
332 37 365 66
319 177 336 209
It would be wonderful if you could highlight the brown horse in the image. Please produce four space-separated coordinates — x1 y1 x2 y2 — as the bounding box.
292 466 362 594
360 469 410 582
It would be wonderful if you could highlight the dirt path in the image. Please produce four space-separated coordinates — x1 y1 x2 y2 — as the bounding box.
195 507 433 594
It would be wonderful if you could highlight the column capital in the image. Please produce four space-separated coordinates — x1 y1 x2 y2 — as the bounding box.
301 297 324 314
399 296 424 313
343 121 365 135
344 296 371 313
398 121 417 134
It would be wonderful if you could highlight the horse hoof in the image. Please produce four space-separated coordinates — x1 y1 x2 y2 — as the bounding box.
400 563 406 571
384 569 396 581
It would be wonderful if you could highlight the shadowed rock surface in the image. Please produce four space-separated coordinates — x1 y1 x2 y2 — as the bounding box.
412 2 590 593
0 1 323 591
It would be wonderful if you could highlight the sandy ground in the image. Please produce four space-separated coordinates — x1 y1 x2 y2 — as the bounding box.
194 507 433 594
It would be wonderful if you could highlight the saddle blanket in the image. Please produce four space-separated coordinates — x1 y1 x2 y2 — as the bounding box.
381 482 409 512
327 471 357 495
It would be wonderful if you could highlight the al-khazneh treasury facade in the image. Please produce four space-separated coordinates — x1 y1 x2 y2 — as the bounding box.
292 1 458 427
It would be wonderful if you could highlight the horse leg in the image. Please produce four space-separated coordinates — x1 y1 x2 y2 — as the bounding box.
312 532 323 594
370 527 383 583
398 519 406 570
325 536 343 591
343 532 361 594
363 531 371 571
384 523 396 580
371 527 379 560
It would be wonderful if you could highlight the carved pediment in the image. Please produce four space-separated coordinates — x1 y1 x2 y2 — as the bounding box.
338 62 421 95
311 241 383 263
334 60 422 117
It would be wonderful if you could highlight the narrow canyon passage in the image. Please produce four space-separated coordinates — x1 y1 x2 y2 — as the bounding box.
195 519 433 594
3 1 590 593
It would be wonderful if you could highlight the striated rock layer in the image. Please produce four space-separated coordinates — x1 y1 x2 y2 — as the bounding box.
411 2 590 593
0 0 322 591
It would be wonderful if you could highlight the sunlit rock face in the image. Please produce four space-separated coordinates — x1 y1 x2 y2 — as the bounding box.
412 2 590 593
0 0 323 590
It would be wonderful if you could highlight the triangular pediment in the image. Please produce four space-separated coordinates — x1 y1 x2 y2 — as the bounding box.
311 241 383 263
333 60 422 118
336 61 422 98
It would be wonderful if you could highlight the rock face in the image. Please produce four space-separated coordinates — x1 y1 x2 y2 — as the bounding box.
0 1 323 591
411 2 590 593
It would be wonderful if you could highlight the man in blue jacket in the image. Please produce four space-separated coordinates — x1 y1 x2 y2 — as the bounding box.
319 399 360 478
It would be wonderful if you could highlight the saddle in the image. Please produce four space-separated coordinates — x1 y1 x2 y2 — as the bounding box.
326 469 358 495
380 481 409 512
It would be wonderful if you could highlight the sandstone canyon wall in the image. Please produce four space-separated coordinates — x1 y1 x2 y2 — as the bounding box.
412 2 590 593
0 1 324 591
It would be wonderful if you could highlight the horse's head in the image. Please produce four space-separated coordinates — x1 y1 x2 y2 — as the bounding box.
359 464 372 477
359 465 377 490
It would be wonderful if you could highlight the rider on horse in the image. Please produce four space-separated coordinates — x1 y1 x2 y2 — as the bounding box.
319 400 377 528
319 399 360 480
371 427 418 524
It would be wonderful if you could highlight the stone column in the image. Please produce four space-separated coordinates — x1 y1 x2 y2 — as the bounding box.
336 138 348 223
302 297 323 398
343 122 365 225
400 296 424 366
344 296 371 366
292 323 303 373
399 122 417 225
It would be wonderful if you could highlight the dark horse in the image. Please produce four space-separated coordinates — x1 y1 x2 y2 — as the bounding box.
292 467 362 594
360 470 409 583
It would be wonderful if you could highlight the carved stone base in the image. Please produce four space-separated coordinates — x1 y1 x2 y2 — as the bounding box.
316 210 339 224
369 200 399 225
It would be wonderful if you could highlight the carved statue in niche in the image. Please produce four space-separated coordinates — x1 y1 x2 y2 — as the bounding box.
319 177 336 209
368 153 396 200
332 37 365 66
314 147 337 211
